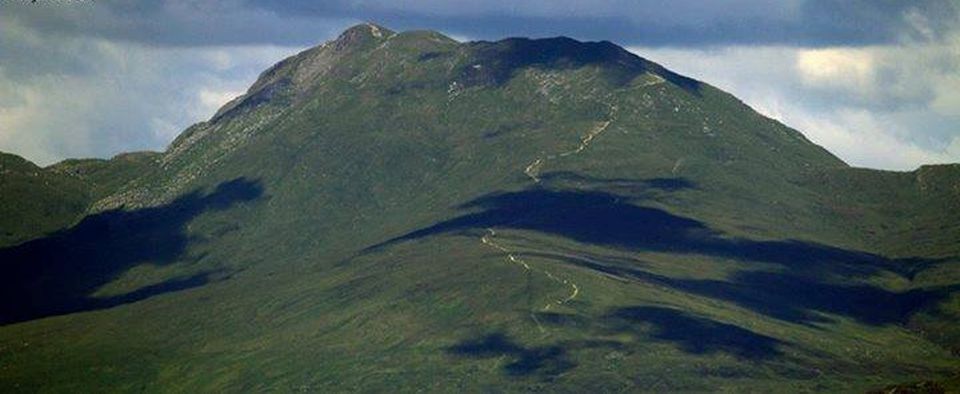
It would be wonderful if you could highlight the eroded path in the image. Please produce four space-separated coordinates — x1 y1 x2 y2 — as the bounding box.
482 106 616 333
524 114 615 183
481 228 582 333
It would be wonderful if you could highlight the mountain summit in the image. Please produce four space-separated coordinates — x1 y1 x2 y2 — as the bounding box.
1 24 958 391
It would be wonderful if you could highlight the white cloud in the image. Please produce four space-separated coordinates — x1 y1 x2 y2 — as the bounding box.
149 117 183 142
904 7 937 42
197 88 244 118
786 108 957 170
793 35 960 112
796 48 876 92
0 25 301 165
630 32 960 171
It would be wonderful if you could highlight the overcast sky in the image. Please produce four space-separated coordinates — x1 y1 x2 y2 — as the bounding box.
1 1 957 170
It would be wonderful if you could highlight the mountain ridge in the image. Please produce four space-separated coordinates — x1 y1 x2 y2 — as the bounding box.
1 24 958 391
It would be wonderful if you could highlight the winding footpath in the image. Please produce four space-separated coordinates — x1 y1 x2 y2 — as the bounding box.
481 229 545 332
524 116 615 183
481 105 616 332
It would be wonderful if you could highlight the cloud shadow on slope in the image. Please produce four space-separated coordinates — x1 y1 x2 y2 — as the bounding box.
0 178 263 326
446 304 781 379
604 306 784 360
369 175 955 327
447 332 577 377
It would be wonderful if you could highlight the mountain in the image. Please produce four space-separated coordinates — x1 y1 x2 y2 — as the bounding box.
1 23 958 391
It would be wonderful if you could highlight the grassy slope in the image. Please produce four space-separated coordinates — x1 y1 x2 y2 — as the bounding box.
0 151 159 248
49 151 161 201
0 24 958 392
0 152 91 247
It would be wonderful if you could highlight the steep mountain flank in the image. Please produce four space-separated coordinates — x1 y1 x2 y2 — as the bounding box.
1 24 957 392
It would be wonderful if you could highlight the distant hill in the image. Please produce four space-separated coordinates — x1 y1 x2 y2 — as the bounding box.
0 151 158 247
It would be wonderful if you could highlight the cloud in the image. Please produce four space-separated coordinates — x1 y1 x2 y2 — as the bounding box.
789 109 960 170
796 48 877 92
0 19 300 164
631 30 960 170
245 0 959 47
4 0 957 47
794 35 960 113
4 0 354 47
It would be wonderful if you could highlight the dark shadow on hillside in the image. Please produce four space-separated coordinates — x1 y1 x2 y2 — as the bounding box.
371 181 953 326
538 171 696 195
378 188 894 274
0 178 263 326
531 307 782 361
447 333 623 378
606 306 783 360
525 250 953 326
447 333 575 377
447 315 776 378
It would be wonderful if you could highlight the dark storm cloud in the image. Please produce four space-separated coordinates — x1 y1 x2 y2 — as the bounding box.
4 0 350 47
6 0 958 47
247 0 960 47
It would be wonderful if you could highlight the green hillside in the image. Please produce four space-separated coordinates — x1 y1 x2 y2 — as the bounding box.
0 152 89 247
0 151 158 248
0 24 958 392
